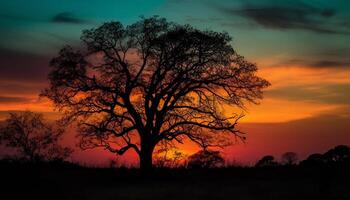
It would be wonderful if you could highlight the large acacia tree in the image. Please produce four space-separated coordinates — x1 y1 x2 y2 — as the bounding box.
43 17 269 169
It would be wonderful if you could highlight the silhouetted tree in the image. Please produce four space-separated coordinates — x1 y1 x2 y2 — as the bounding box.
42 16 269 169
255 155 278 167
187 150 225 169
324 145 350 164
281 152 298 165
0 111 72 162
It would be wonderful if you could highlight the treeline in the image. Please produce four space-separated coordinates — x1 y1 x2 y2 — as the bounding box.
255 145 350 168
153 145 350 169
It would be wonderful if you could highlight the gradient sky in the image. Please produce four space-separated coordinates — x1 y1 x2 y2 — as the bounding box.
1 0 350 166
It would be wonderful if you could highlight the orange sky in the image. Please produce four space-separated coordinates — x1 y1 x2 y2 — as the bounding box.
1 61 349 166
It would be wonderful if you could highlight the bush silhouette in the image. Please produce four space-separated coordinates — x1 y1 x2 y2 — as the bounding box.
187 150 224 169
255 155 278 167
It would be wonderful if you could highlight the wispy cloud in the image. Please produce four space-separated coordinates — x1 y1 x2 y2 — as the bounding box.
266 84 350 104
0 12 90 25
51 12 88 24
284 59 350 68
0 96 30 103
218 0 349 34
0 48 50 82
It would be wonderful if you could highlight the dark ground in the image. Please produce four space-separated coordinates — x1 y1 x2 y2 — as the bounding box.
1 163 349 200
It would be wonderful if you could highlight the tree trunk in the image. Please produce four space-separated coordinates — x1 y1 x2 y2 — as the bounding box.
140 142 155 171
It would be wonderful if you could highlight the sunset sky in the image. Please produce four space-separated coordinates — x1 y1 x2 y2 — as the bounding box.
1 0 350 166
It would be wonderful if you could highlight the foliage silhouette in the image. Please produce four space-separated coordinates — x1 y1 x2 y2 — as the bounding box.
300 145 350 167
0 111 72 162
300 153 326 166
187 150 224 169
323 144 350 164
42 16 269 169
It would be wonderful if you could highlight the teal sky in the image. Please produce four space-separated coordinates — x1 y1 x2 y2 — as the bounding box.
0 0 166 54
1 0 349 60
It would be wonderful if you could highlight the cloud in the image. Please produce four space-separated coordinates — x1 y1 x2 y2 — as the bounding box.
284 59 350 68
314 48 350 58
310 60 350 68
0 48 51 82
0 96 30 103
219 0 348 34
0 12 88 25
167 0 193 4
51 12 88 24
185 16 223 23
266 84 350 105
0 82 44 96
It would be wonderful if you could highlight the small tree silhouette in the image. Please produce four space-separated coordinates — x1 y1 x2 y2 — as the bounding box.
0 111 72 162
42 16 269 169
281 152 298 165
255 155 278 167
187 150 225 169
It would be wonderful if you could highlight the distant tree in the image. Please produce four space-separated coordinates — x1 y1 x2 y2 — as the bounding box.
42 16 269 169
153 142 185 168
187 150 225 169
281 152 298 165
0 111 72 163
255 155 278 167
324 145 350 164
